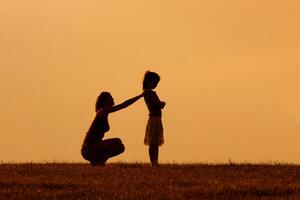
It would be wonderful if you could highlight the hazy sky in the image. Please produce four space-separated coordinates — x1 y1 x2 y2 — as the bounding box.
1 0 300 163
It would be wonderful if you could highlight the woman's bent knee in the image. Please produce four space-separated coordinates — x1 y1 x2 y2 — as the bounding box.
119 142 125 153
113 138 125 151
102 138 125 156
114 139 125 154
114 138 122 144
117 138 125 153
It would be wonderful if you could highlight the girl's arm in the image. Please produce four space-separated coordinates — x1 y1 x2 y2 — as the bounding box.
144 89 165 109
104 92 144 113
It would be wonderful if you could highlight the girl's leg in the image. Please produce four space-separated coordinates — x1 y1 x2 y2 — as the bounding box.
149 145 159 166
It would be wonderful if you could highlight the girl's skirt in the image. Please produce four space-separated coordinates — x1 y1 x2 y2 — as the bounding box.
144 116 164 146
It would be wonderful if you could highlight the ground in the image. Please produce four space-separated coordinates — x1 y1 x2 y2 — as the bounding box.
1 163 300 199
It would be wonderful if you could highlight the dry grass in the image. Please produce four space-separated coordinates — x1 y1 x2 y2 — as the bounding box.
1 163 300 199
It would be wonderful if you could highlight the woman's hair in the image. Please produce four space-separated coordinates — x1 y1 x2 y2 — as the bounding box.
143 71 160 89
95 91 111 112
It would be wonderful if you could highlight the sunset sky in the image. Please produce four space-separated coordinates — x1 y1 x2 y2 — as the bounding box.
1 0 300 163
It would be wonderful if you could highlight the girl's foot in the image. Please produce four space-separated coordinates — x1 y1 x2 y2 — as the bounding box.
90 160 105 167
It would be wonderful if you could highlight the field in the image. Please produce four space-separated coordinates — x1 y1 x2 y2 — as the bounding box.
1 163 300 199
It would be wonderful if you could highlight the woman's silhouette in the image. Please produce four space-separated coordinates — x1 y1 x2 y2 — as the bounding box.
81 91 144 166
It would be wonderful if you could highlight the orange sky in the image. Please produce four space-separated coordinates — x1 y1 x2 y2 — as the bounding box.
1 0 300 163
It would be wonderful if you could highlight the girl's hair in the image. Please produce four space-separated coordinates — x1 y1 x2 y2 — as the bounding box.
143 71 160 89
95 91 111 112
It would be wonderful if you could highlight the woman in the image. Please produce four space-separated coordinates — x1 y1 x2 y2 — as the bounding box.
81 91 144 166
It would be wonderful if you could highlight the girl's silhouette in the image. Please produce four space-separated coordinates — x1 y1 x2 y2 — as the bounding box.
143 71 165 166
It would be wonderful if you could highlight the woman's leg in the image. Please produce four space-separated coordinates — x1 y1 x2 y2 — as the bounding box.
96 138 125 165
81 142 104 166
149 145 159 166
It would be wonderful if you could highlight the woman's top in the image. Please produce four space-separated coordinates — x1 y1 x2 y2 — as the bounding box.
144 89 162 117
83 113 110 144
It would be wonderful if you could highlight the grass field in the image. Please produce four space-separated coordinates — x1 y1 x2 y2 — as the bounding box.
1 163 300 199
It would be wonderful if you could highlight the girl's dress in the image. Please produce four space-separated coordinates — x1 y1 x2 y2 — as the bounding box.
144 116 164 145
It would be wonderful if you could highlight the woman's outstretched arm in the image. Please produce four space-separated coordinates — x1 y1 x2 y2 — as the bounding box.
106 92 144 113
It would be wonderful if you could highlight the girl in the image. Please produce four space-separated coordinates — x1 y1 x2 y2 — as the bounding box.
143 71 165 166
